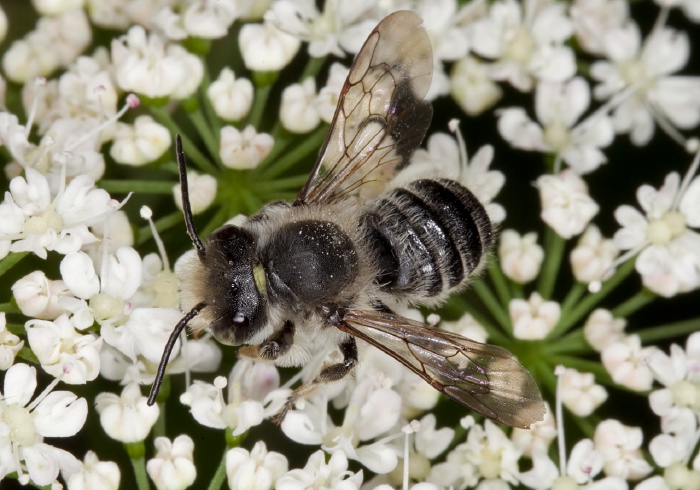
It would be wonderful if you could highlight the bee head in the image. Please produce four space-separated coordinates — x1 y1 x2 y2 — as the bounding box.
204 225 267 346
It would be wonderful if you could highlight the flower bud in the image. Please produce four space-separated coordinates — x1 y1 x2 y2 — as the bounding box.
239 21 301 72
207 68 254 121
110 115 171 166
510 292 560 340
498 229 544 283
172 171 217 215
13 270 70 320
219 125 273 170
147 435 197 490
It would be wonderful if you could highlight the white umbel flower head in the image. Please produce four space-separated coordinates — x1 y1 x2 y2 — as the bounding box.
0 313 23 370
0 363 85 486
583 308 626 352
111 26 203 99
569 0 629 56
276 450 363 490
219 125 274 170
26 313 102 384
570 225 619 284
95 381 159 443
509 292 560 340
537 170 599 239
172 170 217 215
207 68 254 122
239 21 301 72
647 332 700 416
613 166 700 297
559 367 608 416
280 78 320 134
594 419 653 480
450 56 503 116
12 270 70 320
226 440 288 490
498 229 544 283
64 451 120 490
147 435 197 490
110 115 171 166
601 334 656 391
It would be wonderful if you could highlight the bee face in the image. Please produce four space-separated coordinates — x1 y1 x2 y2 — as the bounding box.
204 225 266 346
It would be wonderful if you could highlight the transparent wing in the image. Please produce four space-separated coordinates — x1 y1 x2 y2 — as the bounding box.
295 10 433 205
339 310 546 429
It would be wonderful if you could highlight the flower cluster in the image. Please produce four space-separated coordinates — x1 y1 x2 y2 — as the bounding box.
0 0 698 489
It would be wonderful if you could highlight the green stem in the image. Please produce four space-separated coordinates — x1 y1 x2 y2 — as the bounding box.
471 281 512 333
189 106 220 164
547 330 593 355
0 303 20 314
487 261 511 309
537 226 566 300
558 283 586 322
148 106 218 175
137 211 183 245
300 55 327 81
153 404 166 439
207 449 229 490
259 124 329 180
131 457 150 490
638 318 700 344
612 290 655 318
0 252 28 277
556 258 636 333
101 180 176 195
248 83 273 130
250 174 309 193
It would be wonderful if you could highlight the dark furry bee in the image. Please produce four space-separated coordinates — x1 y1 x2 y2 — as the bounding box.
148 10 545 429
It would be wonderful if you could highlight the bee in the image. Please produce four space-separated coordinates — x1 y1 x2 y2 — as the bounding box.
148 10 545 429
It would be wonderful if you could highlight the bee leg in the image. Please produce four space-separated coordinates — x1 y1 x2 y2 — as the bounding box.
239 321 295 361
271 335 358 425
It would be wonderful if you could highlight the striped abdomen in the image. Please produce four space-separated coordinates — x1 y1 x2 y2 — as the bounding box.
361 179 494 302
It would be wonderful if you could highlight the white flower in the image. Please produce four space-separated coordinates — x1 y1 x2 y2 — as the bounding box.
429 420 521 488
110 115 171 166
64 451 120 490
226 441 288 490
265 0 377 58
559 368 608 417
152 0 238 40
282 373 403 474
181 360 279 436
316 63 349 123
594 419 653 481
509 292 560 340
499 229 544 283
451 56 503 116
280 78 320 134
0 168 119 259
95 381 159 443
613 169 700 297
470 0 576 91
26 313 102 384
570 0 630 56
219 125 274 170
239 21 301 72
655 0 700 21
207 68 254 121
276 450 363 490
647 332 700 416
0 313 23 370
111 26 204 99
601 335 656 391
537 170 600 239
2 9 91 83
571 225 619 284
32 0 84 15
172 170 217 215
498 77 615 174
584 309 627 352
59 248 142 330
591 22 700 145
441 313 488 344
0 363 85 486
147 435 196 490
511 403 557 458
12 270 70 320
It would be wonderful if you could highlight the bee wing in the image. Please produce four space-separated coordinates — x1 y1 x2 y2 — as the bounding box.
339 310 546 429
295 10 433 206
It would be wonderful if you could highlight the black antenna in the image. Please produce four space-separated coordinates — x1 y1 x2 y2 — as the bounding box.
176 135 206 261
147 301 207 406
